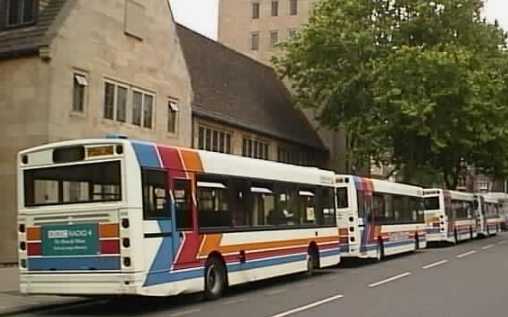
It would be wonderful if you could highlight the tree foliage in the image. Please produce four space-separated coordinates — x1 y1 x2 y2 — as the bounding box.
274 0 508 188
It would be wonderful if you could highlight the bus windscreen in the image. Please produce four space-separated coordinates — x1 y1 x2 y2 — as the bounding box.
424 197 440 210
24 161 121 207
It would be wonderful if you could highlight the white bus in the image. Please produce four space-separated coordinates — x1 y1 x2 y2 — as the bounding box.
17 139 340 298
423 189 477 243
476 193 504 236
335 176 426 260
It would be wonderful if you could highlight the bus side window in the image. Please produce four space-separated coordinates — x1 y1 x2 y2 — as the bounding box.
142 169 169 220
356 190 365 218
174 179 192 230
336 188 348 208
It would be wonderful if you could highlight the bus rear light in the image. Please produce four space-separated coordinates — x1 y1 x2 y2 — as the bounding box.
20 242 26 251
122 238 130 248
350 237 355 242
99 223 119 238
123 257 131 267
349 217 354 222
116 145 124 155
121 219 130 229
27 243 41 256
100 240 120 254
19 224 25 233
20 259 27 269
26 227 41 241
349 227 355 232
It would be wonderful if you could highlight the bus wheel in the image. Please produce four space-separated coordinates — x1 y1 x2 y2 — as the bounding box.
204 257 226 300
306 245 319 276
470 227 473 240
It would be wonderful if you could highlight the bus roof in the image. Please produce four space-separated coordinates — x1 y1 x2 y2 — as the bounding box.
335 175 423 197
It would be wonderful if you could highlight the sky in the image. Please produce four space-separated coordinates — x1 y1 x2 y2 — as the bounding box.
170 0 508 40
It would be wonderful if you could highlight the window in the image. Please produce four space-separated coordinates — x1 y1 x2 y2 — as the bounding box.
24 162 122 207
174 179 192 229
289 0 298 15
197 126 232 154
142 169 168 219
116 86 128 122
356 190 366 218
103 81 130 123
197 178 231 228
104 83 115 120
271 1 279 16
6 0 37 27
252 2 260 19
251 184 275 226
168 100 179 133
318 187 336 225
288 28 297 39
424 196 440 210
270 31 279 48
337 187 348 208
132 90 154 128
242 137 269 160
72 74 87 113
251 32 259 51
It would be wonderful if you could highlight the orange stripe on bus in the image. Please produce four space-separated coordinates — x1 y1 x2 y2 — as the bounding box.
27 227 41 241
99 223 119 238
181 150 204 173
200 235 339 256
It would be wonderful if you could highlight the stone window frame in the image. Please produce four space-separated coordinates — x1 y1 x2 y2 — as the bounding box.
250 32 260 51
167 98 180 135
270 30 279 48
131 87 155 129
251 1 260 19
71 71 89 114
289 0 298 16
271 1 279 17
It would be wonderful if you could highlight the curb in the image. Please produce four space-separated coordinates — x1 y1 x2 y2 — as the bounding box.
0 298 94 317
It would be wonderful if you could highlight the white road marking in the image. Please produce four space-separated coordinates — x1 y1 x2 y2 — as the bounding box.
368 272 412 288
422 259 448 270
498 240 507 245
456 250 477 258
265 288 288 296
169 308 201 317
223 298 248 305
270 294 344 317
482 244 495 250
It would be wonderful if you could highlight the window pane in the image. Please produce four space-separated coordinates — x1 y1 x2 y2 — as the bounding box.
290 0 298 15
73 77 85 112
24 162 121 206
205 128 212 151
219 132 225 153
8 0 20 25
230 179 250 227
168 103 177 133
116 86 127 122
318 187 336 225
143 94 153 128
132 91 142 126
270 31 278 48
174 179 192 229
251 33 259 50
242 138 247 156
337 188 348 208
252 2 259 19
142 169 168 219
271 1 278 16
212 130 218 152
22 0 35 23
225 134 231 154
198 127 205 150
197 177 231 228
104 83 115 120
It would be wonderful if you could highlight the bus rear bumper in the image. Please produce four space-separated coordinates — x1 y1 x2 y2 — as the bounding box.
19 273 143 296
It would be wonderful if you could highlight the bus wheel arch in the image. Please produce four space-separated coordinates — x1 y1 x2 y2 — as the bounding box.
204 252 228 300
306 242 320 275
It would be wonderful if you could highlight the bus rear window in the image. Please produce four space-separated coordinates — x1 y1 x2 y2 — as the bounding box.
424 197 440 210
24 161 121 207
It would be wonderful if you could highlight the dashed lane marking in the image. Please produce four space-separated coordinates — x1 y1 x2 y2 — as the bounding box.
456 250 477 258
270 294 344 317
169 308 201 317
482 244 495 250
422 259 449 270
265 288 288 296
368 272 412 288
222 298 248 305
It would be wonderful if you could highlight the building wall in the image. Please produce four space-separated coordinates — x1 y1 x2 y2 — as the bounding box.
0 0 192 263
0 57 51 263
218 0 316 64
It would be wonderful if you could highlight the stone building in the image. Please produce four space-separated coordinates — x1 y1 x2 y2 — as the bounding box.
218 0 317 64
177 24 328 167
217 0 347 173
0 0 193 263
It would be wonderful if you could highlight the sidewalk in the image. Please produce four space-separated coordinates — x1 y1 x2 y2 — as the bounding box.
0 266 86 315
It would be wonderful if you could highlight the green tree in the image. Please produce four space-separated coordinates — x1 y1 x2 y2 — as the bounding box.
274 0 508 188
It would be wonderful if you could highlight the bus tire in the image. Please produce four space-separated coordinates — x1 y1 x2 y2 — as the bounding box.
470 227 474 240
204 256 226 300
306 245 319 276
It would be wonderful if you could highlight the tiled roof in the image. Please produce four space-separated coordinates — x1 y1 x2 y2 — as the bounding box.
176 24 326 151
0 0 67 58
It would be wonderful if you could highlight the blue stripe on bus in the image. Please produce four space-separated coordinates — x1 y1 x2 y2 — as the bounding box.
131 141 161 168
361 239 417 251
144 220 175 287
28 256 120 271
144 251 320 287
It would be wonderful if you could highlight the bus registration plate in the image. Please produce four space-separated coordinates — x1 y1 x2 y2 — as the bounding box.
42 224 99 256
